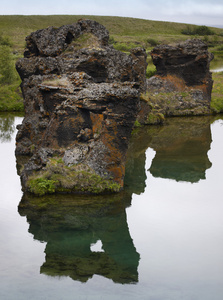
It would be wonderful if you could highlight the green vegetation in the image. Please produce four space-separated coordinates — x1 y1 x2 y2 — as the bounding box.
26 157 121 196
0 83 23 111
1 15 222 53
0 33 22 111
181 25 215 36
139 89 214 122
0 15 223 112
147 38 159 47
0 44 16 84
146 112 165 124
133 120 142 128
28 177 58 196
146 64 156 78
211 72 223 113
140 92 166 124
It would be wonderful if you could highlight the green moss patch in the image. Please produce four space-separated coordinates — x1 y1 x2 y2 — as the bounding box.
26 157 121 196
28 177 58 196
140 89 211 123
146 112 165 124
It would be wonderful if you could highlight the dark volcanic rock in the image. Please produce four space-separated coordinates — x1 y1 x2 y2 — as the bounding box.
23 19 109 58
15 19 147 195
137 39 214 124
151 39 213 87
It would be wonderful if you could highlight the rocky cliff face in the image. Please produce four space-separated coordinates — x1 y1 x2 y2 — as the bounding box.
15 19 147 195
138 39 214 124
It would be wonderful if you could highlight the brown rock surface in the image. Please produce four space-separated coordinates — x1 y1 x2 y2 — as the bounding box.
15 19 147 195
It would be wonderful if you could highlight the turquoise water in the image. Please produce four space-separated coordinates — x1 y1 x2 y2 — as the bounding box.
1 113 223 299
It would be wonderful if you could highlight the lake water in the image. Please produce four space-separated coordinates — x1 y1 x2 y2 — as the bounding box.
211 67 223 73
1 113 223 300
211 67 223 72
211 53 223 73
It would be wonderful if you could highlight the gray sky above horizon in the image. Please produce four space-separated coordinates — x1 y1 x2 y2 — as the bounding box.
1 0 223 27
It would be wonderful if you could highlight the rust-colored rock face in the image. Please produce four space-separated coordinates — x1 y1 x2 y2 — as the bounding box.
15 19 147 195
137 39 214 125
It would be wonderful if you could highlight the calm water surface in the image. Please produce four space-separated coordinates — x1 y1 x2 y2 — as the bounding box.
211 53 223 72
1 113 223 300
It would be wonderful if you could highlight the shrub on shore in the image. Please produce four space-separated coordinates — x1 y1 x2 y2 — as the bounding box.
0 34 23 111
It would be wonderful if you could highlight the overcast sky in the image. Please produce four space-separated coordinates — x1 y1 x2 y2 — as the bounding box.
2 0 223 27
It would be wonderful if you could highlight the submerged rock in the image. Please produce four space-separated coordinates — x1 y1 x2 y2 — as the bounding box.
15 19 147 195
138 39 214 124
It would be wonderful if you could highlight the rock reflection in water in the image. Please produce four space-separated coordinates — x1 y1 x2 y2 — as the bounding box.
126 116 213 184
0 113 17 142
148 117 212 182
16 117 151 285
17 116 214 285
18 191 140 284
124 127 151 195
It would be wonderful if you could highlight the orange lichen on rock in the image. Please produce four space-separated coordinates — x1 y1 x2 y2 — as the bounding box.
90 113 104 136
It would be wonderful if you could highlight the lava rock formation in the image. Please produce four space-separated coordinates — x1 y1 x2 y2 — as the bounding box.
15 19 147 195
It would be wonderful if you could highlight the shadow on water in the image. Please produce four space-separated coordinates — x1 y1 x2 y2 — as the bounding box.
15 115 216 284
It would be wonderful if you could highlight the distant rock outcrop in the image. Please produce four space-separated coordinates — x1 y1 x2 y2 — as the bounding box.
138 39 214 124
15 19 147 195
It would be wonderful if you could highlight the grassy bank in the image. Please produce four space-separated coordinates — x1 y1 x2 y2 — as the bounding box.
1 15 223 53
211 72 223 113
0 81 23 111
0 15 223 112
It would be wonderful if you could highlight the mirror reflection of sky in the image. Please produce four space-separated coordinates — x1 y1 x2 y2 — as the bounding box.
2 0 223 27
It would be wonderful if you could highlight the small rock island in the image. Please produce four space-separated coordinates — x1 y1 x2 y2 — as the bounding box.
15 19 214 196
15 19 147 195
138 39 213 124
